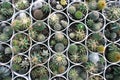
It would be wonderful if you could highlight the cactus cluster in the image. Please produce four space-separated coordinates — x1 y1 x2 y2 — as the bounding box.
68 2 88 20
68 44 87 63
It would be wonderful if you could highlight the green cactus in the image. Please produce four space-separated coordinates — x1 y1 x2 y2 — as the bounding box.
0 66 11 80
0 33 9 42
75 11 83 19
68 44 78 54
86 19 94 28
41 4 50 13
4 47 12 54
79 3 87 13
107 51 120 62
55 43 65 52
69 32 75 39
76 23 85 30
49 14 59 26
88 11 99 21
78 45 86 54
31 66 49 80
3 26 13 36
87 39 99 52
92 22 102 31
87 0 97 10
52 53 67 66
37 33 45 42
68 5 76 14
15 0 29 10
69 69 79 80
70 53 80 63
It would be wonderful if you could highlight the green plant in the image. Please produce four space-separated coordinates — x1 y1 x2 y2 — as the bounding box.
68 44 78 54
0 33 9 42
37 33 45 42
70 53 80 63
15 0 29 10
75 11 83 19
76 23 85 30
79 3 87 13
68 5 76 14
4 47 12 54
31 66 49 80
0 66 11 80
3 26 13 36
69 69 79 80
69 32 75 39
87 0 97 10
0 2 14 20
12 16 31 31
12 33 30 53
87 39 99 52
86 19 94 28
54 43 65 52
41 4 50 13
52 53 67 66
88 11 99 21
75 30 86 41
78 45 86 54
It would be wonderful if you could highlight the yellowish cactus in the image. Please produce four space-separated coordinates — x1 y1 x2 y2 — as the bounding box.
97 0 106 10
60 0 67 6
97 45 105 54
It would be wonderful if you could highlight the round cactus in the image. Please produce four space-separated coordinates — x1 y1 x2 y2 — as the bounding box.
0 33 9 42
75 11 83 19
68 5 76 14
55 43 65 52
5 47 12 54
97 0 106 10
107 51 120 62
55 32 64 41
54 23 62 31
37 34 45 42
69 32 75 39
88 11 99 21
68 44 78 54
33 9 43 20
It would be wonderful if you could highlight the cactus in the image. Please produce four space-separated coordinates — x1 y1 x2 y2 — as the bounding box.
87 39 99 52
60 20 68 28
4 47 12 54
49 14 59 26
56 4 63 10
37 33 45 42
69 68 79 80
55 43 65 52
87 0 97 10
76 23 85 30
107 51 120 62
41 4 50 13
96 45 105 53
97 0 106 10
80 55 88 63
33 9 43 20
0 66 11 80
15 0 29 10
93 22 102 31
75 11 83 19
68 5 76 14
68 44 78 54
55 32 64 41
52 53 67 66
79 3 87 13
86 19 95 28
12 46 20 54
31 66 49 80
0 33 9 41
60 0 67 6
70 53 80 63
69 32 75 39
75 30 86 41
88 11 99 21
78 45 86 54
58 66 66 73
54 23 62 30
3 26 13 36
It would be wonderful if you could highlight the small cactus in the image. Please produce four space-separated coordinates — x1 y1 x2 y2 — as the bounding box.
52 53 67 66
75 11 83 19
68 44 78 54
88 11 99 21
60 20 68 28
49 14 59 26
69 69 79 80
4 47 12 54
75 30 86 41
0 33 9 42
88 0 97 10
97 0 106 10
55 43 65 52
69 32 75 39
54 23 62 31
55 32 64 41
68 5 76 14
107 51 120 62
37 34 45 42
33 9 43 20
56 4 63 10
97 45 105 53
